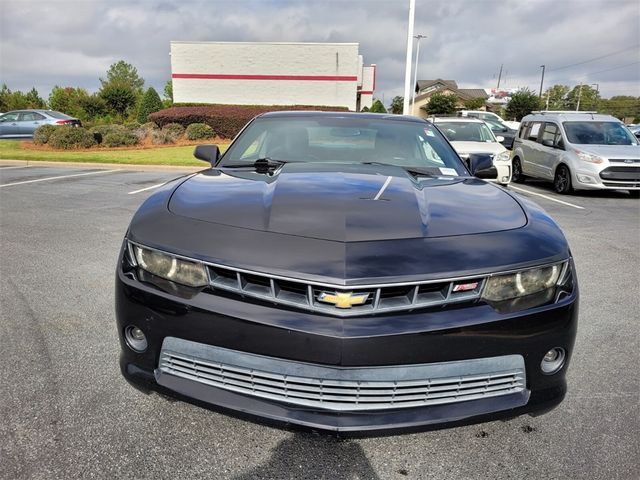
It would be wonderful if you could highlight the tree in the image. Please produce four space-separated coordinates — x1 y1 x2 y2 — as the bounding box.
25 88 46 108
369 99 387 113
137 87 164 123
0 84 10 112
542 85 570 110
505 89 541 121
100 84 137 119
79 94 108 120
164 80 173 102
464 97 486 110
565 85 599 111
48 86 89 118
100 60 144 93
422 93 457 115
599 96 640 121
389 96 404 114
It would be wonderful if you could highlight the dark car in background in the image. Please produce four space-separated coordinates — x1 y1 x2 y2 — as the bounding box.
485 118 518 149
0 109 81 138
116 112 578 433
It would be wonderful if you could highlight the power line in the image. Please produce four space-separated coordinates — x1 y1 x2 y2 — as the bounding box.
581 60 640 78
547 44 640 72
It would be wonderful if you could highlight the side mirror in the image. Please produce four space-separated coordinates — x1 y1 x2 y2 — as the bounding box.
495 136 505 143
541 139 554 148
468 153 497 179
193 144 220 165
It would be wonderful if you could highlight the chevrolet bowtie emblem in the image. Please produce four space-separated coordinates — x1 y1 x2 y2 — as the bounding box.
317 291 370 309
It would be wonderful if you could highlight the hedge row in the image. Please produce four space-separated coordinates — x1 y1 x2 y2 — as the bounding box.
149 104 349 139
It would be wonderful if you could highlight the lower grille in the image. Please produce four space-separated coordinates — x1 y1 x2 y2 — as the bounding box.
157 337 526 412
599 166 640 182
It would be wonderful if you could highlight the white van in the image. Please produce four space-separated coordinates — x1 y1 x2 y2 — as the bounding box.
457 110 520 130
511 111 640 196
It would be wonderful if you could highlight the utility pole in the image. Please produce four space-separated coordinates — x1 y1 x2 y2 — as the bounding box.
538 65 546 98
411 34 426 115
496 64 503 90
591 83 600 110
402 0 416 115
576 83 583 111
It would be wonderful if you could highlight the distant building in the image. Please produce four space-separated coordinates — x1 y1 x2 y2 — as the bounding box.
410 79 488 118
170 41 376 111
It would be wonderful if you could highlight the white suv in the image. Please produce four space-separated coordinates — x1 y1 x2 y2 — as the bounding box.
512 111 640 196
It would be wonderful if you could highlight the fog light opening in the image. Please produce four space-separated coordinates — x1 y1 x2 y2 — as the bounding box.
124 325 148 352
501 176 510 183
541 347 565 374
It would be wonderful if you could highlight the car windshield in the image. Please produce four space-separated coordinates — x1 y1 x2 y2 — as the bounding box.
222 116 468 175
46 110 73 119
436 122 496 143
563 121 638 145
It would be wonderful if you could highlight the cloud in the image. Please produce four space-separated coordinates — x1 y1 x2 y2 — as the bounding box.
0 0 638 102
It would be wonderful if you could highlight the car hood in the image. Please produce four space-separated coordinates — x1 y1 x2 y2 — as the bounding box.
450 142 506 155
168 163 526 242
573 144 640 159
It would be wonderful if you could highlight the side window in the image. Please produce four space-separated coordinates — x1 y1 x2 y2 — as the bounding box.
1 113 19 122
528 122 541 141
541 123 559 145
519 122 529 139
19 113 37 121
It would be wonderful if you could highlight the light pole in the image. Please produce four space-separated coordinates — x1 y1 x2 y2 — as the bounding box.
411 34 426 115
402 0 416 115
538 65 546 98
591 83 600 110
576 83 583 111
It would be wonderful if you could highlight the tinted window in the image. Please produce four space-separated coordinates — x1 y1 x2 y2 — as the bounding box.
437 122 496 142
541 123 559 145
563 121 638 145
19 112 46 121
46 111 73 119
224 117 468 175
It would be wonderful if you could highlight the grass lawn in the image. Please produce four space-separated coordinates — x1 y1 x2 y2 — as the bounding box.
0 140 228 166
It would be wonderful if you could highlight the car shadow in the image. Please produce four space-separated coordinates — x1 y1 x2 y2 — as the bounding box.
231 432 381 480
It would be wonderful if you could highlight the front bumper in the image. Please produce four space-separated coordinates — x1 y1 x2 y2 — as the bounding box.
116 260 578 433
573 164 640 191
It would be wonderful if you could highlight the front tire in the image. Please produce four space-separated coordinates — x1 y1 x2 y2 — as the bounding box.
512 157 526 183
554 165 573 194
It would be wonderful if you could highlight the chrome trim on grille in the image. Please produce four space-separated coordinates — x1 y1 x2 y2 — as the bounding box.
128 240 567 317
157 337 526 412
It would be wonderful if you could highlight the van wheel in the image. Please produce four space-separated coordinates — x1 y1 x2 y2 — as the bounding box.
554 165 573 194
512 157 526 183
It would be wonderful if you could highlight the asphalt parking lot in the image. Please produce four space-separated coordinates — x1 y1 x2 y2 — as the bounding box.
1 162 638 480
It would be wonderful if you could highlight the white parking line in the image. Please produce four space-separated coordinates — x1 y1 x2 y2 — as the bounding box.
0 169 119 188
510 185 585 210
128 182 166 195
0 165 31 170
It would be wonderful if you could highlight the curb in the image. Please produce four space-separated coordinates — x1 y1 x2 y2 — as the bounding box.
0 159 205 172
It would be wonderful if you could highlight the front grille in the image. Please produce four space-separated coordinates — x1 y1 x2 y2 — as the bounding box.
208 263 484 317
158 337 526 412
609 159 640 164
599 166 640 182
602 181 640 188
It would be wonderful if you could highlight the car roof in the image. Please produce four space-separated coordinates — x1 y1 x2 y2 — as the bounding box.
432 117 485 124
523 111 621 122
3 109 55 114
257 111 428 123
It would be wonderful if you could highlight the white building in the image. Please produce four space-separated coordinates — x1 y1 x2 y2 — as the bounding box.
170 41 375 111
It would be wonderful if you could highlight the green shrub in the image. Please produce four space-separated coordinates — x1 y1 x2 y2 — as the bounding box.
185 123 215 140
33 124 58 145
102 130 139 147
124 121 141 130
140 121 158 131
162 122 185 138
48 127 97 149
137 87 164 123
90 124 126 144
151 129 176 145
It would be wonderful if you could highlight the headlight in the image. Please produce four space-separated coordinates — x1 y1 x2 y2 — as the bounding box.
482 262 565 302
575 149 604 164
495 151 510 162
131 243 208 287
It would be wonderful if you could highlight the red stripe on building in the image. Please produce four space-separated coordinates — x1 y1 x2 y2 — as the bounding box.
172 73 358 81
359 91 374 95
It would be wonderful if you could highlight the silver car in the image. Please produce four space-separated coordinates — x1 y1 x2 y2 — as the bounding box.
512 111 640 196
0 109 81 138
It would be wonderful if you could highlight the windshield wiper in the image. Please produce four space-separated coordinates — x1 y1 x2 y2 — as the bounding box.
361 162 439 178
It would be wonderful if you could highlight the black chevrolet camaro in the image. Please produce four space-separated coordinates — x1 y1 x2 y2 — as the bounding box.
116 112 578 433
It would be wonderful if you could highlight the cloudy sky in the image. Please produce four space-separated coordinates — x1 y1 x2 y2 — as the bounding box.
1 0 639 104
